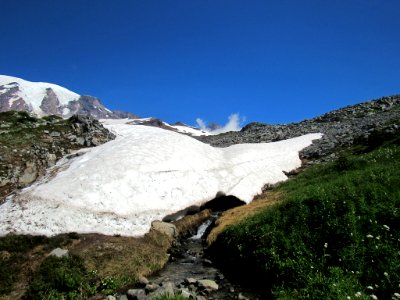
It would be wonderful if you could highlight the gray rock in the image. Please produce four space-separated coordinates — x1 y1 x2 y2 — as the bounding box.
145 283 159 292
180 289 193 298
105 296 117 300
50 131 61 137
198 279 218 291
126 288 146 300
185 277 198 285
151 220 177 238
49 248 69 258
118 296 128 300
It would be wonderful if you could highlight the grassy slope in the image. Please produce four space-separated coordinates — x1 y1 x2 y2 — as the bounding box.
208 137 400 299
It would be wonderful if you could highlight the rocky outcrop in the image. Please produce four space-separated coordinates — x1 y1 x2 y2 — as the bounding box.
0 112 115 201
198 95 400 161
40 88 62 115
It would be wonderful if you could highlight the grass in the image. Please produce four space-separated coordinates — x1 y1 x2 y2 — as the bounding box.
0 208 212 298
207 137 400 299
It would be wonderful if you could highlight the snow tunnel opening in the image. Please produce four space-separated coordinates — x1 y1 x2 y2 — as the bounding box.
162 193 246 222
200 192 246 212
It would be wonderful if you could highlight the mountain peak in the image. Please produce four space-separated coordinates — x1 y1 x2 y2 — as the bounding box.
0 75 137 119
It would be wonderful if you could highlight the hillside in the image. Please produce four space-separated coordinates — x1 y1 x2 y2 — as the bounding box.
199 95 400 161
0 111 115 201
0 94 399 299
206 126 400 299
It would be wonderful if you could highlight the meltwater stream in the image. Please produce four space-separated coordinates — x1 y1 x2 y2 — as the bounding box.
148 216 262 299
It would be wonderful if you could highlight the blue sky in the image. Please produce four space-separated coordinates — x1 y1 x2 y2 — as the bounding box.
0 0 399 126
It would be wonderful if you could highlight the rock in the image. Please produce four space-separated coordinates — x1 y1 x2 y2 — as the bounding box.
126 288 146 300
118 296 128 300
105 296 117 300
75 137 85 145
180 289 193 298
48 248 69 258
198 279 218 291
196 296 207 300
185 277 197 285
46 153 57 167
145 283 159 293
151 220 177 238
18 162 38 185
49 131 61 137
137 274 149 285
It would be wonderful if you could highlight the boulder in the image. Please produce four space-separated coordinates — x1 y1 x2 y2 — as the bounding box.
151 221 177 238
48 248 69 258
198 279 218 291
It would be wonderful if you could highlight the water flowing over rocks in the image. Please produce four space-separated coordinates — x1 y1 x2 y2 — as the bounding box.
198 95 400 162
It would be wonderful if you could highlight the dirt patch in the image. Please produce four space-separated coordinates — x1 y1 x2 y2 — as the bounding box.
206 191 283 245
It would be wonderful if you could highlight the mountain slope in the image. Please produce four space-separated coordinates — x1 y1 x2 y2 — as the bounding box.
0 119 321 236
199 95 400 161
0 75 138 119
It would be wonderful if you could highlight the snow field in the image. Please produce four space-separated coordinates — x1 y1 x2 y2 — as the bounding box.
0 121 322 236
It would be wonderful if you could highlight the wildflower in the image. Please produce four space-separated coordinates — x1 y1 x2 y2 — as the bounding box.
393 293 400 299
383 225 390 231
347 297 351 300
384 272 389 277
367 234 374 239
355 292 362 297
367 286 374 290
324 242 328 248
371 295 378 299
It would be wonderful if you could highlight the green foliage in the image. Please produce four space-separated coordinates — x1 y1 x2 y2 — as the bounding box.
211 144 400 299
25 254 96 300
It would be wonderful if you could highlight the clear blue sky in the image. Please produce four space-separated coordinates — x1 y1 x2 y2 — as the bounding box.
1 0 399 126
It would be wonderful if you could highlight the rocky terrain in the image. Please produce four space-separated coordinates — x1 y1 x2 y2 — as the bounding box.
198 95 400 161
0 111 115 202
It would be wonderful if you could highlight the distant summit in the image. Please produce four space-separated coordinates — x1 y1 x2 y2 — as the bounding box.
0 75 138 119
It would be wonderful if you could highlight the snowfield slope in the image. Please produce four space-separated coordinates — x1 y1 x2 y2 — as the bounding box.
0 119 321 236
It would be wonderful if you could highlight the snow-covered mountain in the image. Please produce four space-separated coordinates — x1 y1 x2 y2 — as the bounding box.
0 118 321 236
128 118 210 136
0 75 138 119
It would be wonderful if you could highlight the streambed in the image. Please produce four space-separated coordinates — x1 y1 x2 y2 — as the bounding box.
148 216 263 299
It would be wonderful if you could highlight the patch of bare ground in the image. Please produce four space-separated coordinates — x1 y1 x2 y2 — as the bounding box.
206 190 283 245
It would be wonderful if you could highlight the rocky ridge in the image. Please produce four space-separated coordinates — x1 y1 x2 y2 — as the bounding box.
0 111 115 201
198 95 400 161
0 75 138 119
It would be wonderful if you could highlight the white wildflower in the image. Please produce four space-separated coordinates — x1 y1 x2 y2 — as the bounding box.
383 225 390 231
367 234 374 239
324 243 328 248
384 272 389 277
371 295 378 299
393 293 400 299
347 297 351 300
355 292 362 297
376 236 380 240
367 286 374 290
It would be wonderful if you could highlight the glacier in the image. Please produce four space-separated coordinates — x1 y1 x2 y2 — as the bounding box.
0 120 322 236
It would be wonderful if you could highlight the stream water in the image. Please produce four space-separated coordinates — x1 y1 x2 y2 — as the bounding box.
149 216 263 299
